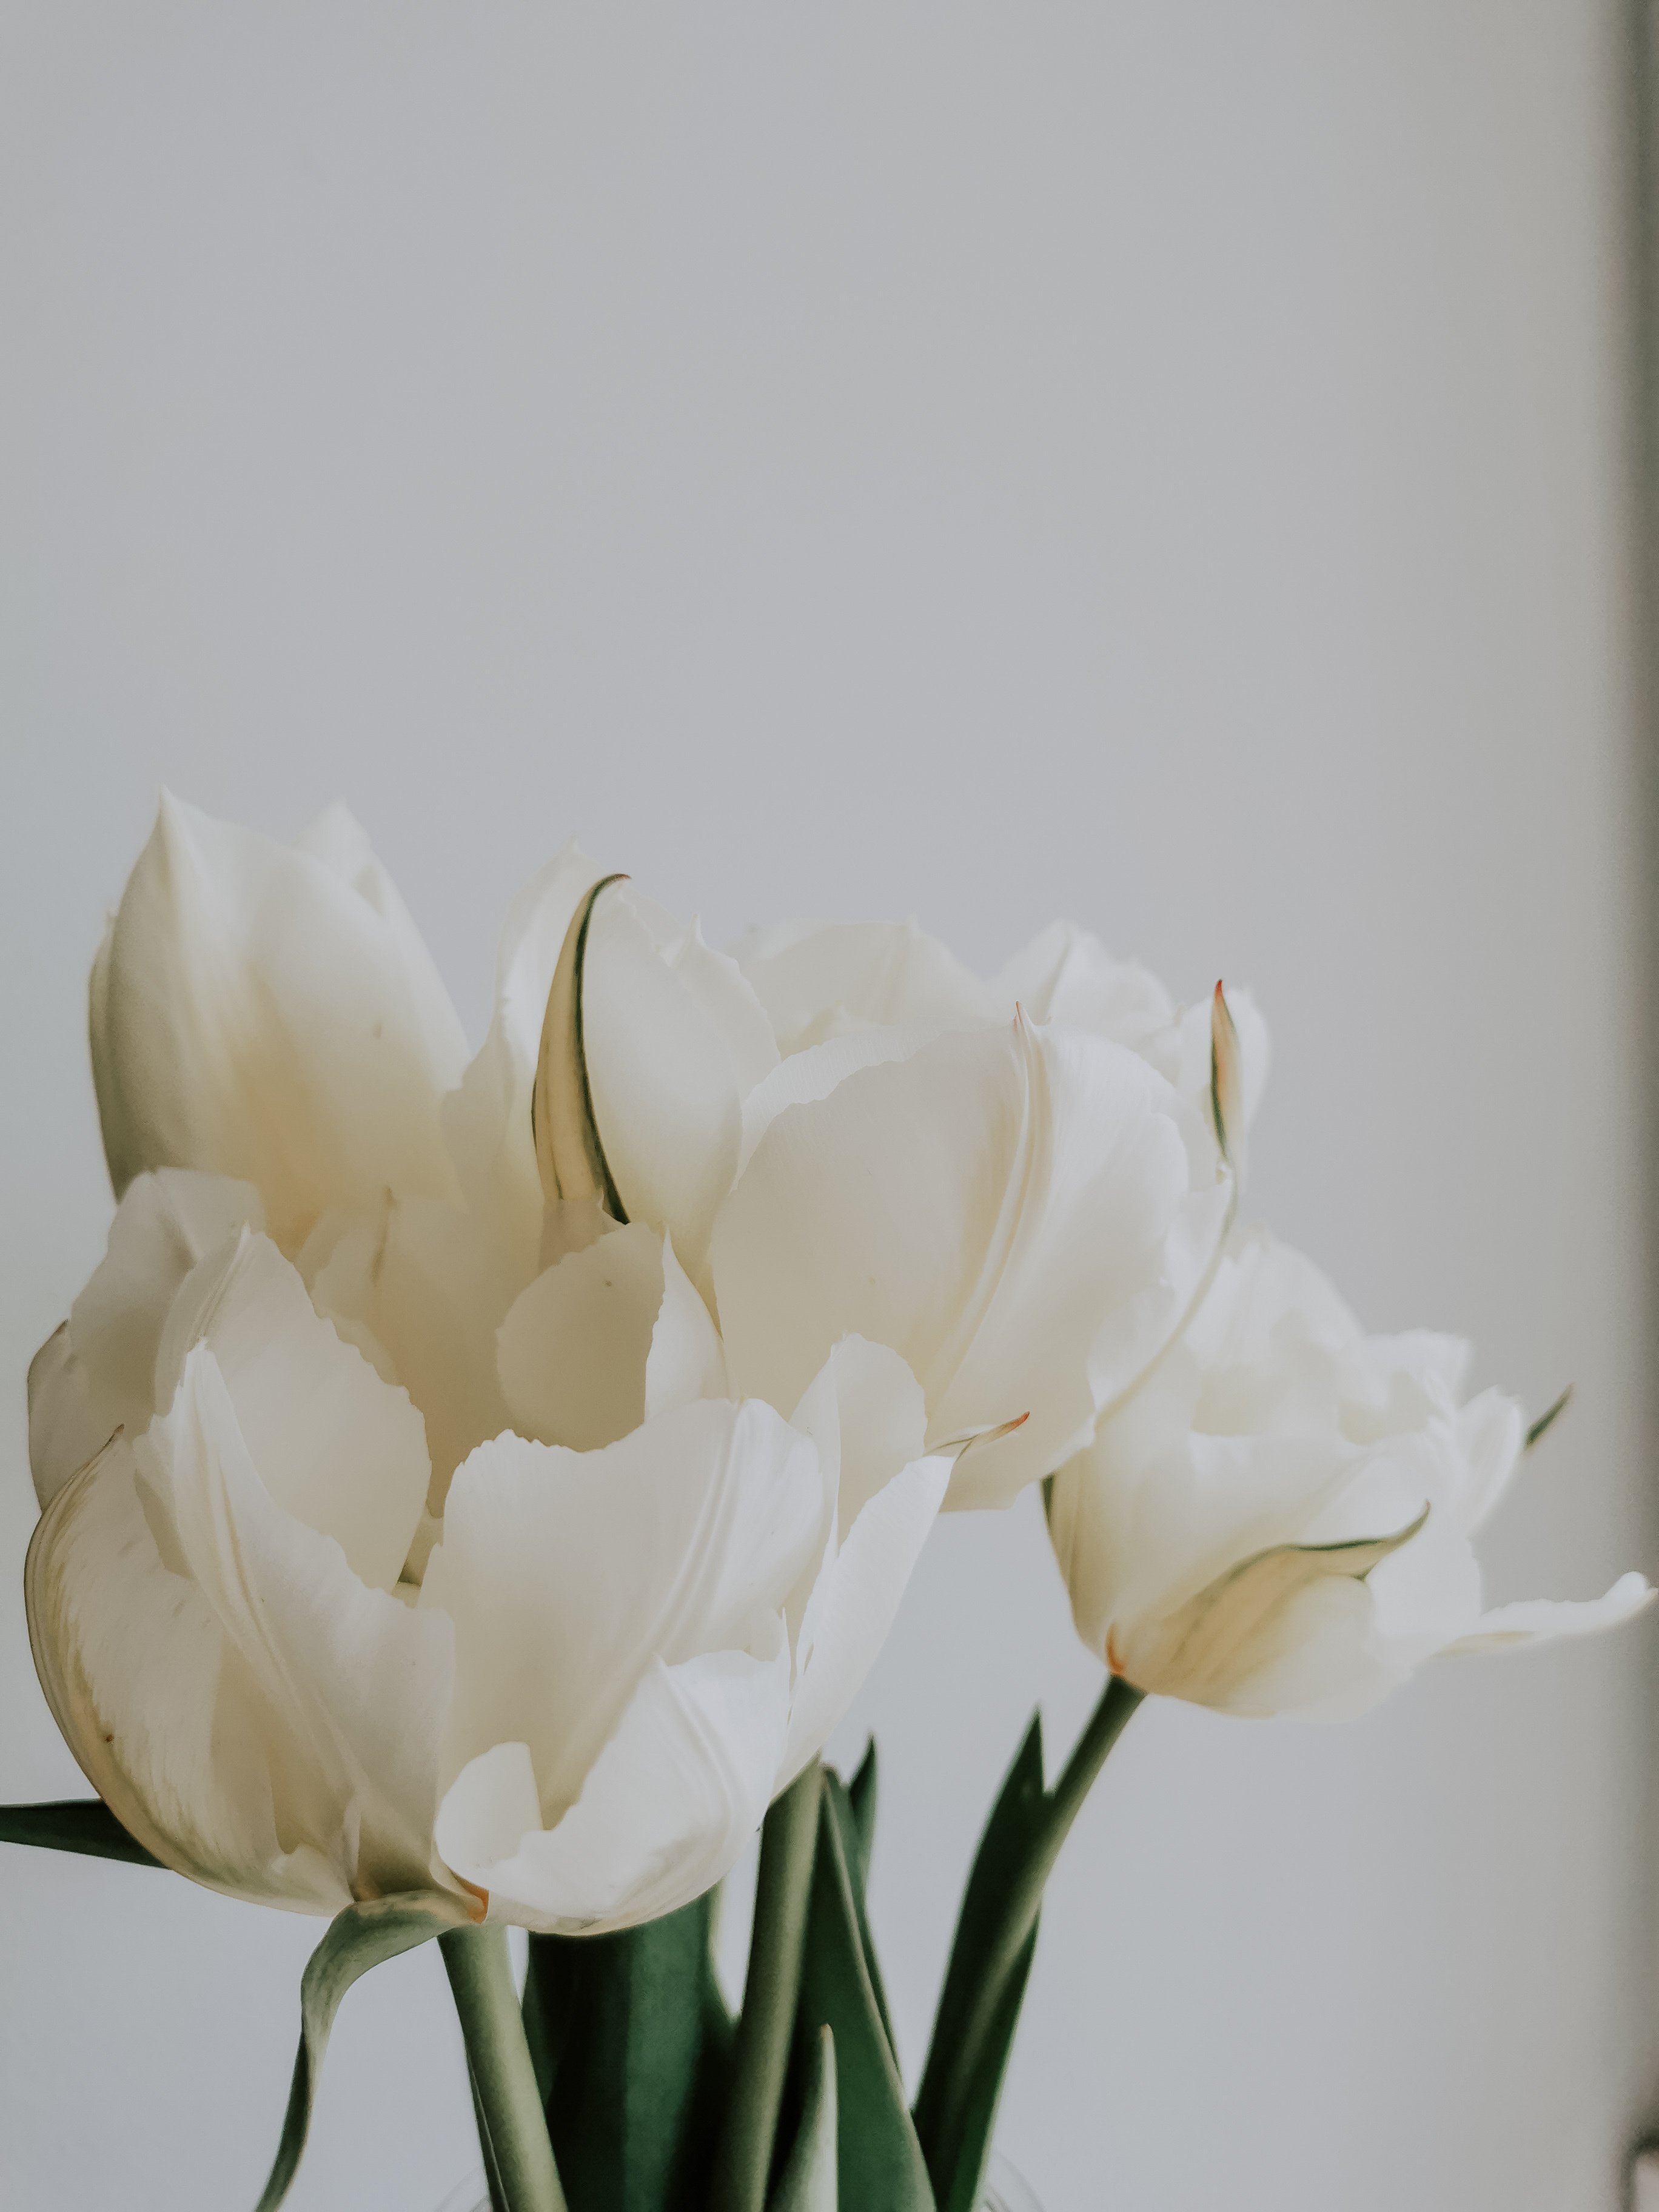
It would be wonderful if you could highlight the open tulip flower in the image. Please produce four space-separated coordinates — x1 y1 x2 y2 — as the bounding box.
5 794 1651 2212
1047 1228 1652 1717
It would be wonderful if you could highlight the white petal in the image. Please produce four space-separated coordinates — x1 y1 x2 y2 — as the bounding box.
737 1025 942 1181
645 1236 729 1416
306 1194 518 1512
155 1229 430 1592
583 888 778 1283
789 1336 931 1536
28 1170 263 1509
436 1643 789 1933
732 919 992 1056
29 1350 457 1909
496 1221 663 1452
779 1453 948 1785
91 796 466 1252
1449 1574 1656 1652
441 843 615 1285
26 1433 349 1912
423 1402 823 1834
1115 1515 1424 1708
713 1018 1225 1509
991 923 1175 1051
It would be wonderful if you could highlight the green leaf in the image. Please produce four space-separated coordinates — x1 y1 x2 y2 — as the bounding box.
912 1717 1047 2207
846 1743 877 1894
0 1798 161 1866
793 1790 934 2212
769 2028 836 2212
254 1894 471 2212
930 1920 1037 2212
1526 1385 1572 1450
524 1889 733 2212
822 1771 896 2062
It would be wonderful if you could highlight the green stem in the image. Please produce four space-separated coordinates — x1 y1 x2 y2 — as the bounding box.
708 1763 823 2212
440 1926 569 2212
919 1678 1144 2190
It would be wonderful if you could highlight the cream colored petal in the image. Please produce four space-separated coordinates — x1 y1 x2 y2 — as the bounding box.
442 842 612 1285
29 1350 457 1911
789 1336 931 1536
1449 1574 1655 1652
305 1194 518 1513
435 1641 790 1934
1114 1515 1426 1708
583 888 778 1284
991 922 1175 1051
714 1019 1226 1509
422 1402 822 1836
496 1221 663 1452
645 1236 729 1416
1445 1387 1526 1534
732 918 993 1056
135 1347 455 1900
155 1228 429 1592
778 1454 948 1785
736 1025 942 1181
28 1169 264 1508
26 1433 350 1912
91 796 466 1252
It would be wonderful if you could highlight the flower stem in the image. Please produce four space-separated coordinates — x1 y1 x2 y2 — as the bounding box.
917 1678 1144 2200
708 1763 823 2212
440 1926 568 2212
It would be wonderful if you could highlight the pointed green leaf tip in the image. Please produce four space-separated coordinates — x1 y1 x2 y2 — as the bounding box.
253 1894 473 2212
0 1798 160 1866
794 1788 933 2212
770 2029 837 2212
1526 1385 1573 1451
913 1717 1045 2212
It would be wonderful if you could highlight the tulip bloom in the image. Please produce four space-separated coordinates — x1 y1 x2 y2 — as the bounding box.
1047 1228 1653 1717
27 802 952 1930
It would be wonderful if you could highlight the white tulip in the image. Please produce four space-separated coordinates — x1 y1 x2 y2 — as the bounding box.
1047 1228 1654 1718
90 796 469 1254
28 1179 946 1927
444 846 775 1290
711 1011 1232 1510
731 912 1271 1128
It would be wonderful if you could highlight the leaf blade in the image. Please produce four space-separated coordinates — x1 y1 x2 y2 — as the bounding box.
795 1791 933 2212
253 1893 471 2212
0 1798 161 1867
769 2027 837 2212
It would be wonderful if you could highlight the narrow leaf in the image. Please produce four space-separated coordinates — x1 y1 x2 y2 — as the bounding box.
912 1717 1045 2180
769 2028 837 2212
793 1791 934 2212
254 1894 471 2212
0 1798 160 1866
822 1771 896 2062
931 1920 1037 2212
525 1888 732 2212
845 1744 877 1895
1526 1386 1572 1450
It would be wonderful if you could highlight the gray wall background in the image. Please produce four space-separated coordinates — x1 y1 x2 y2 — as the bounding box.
2 5 1654 2207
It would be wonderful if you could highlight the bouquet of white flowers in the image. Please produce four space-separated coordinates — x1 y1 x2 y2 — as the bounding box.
6 798 1646 2212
